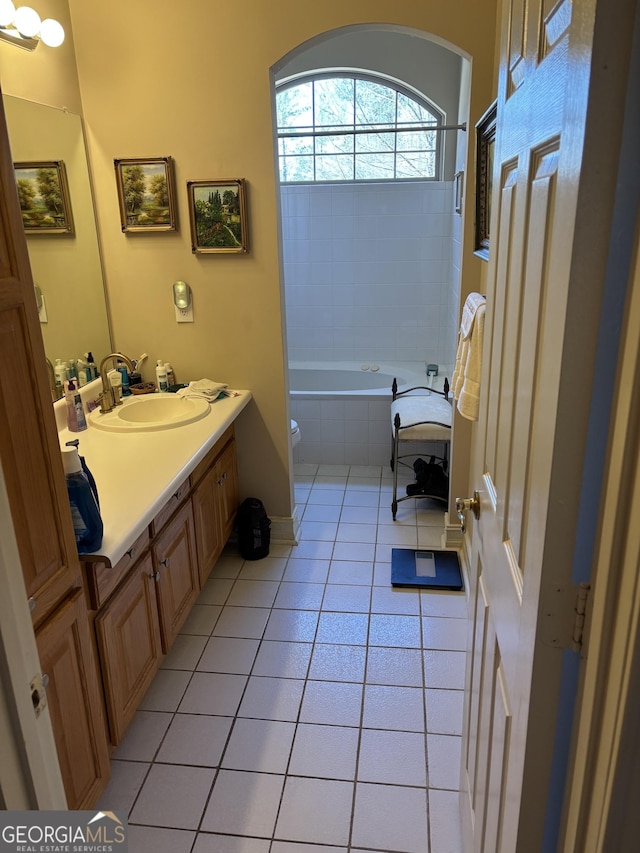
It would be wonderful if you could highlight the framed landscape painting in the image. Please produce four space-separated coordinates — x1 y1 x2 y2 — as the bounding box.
114 156 178 232
14 161 74 235
187 178 248 254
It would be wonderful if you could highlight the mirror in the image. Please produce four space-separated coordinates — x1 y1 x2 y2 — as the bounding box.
3 95 112 380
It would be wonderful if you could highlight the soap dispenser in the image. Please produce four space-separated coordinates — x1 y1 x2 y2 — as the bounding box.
155 359 168 392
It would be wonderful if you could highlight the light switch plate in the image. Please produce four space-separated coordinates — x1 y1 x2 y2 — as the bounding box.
175 304 193 323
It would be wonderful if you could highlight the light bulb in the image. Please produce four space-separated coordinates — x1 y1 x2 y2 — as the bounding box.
0 0 16 27
14 5 40 37
40 17 64 46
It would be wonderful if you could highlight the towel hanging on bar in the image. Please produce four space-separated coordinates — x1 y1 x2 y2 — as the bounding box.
452 292 486 421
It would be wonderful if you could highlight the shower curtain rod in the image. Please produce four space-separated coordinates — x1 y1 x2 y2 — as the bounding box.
278 122 467 139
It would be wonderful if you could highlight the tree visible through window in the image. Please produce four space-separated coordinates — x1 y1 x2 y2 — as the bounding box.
276 74 442 183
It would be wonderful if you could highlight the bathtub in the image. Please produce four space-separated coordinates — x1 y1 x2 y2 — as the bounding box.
289 361 450 466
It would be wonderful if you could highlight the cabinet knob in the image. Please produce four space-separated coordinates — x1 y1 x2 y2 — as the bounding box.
159 558 170 568
28 596 36 613
127 545 137 559
149 569 161 581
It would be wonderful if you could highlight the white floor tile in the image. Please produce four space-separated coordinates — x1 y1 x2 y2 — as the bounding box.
197 577 234 605
421 590 467 619
377 523 419 547
342 490 380 507
288 722 359 780
178 672 247 716
201 770 284 837
238 557 288 581
336 522 378 543
358 728 427 786
429 788 463 853
300 520 339 541
302 504 342 522
274 581 325 610
179 604 222 636
138 669 191 712
339 504 379 524
423 649 467 689
156 713 232 767
196 636 260 674
252 640 312 679
226 579 280 608
283 557 330 583
128 825 196 853
308 643 366 682
193 834 270 853
97 759 149 815
422 616 467 651
327 560 374 585
425 688 465 735
366 646 424 686
222 718 295 773
289 539 335 559
129 763 215 829
275 777 353 846
238 676 305 721
352 782 428 853
212 606 271 638
370 585 421 615
315 612 369 645
271 843 344 853
368 613 422 648
331 541 375 562
112 711 172 762
362 684 425 731
300 680 363 726
427 734 462 789
306 489 345 506
160 634 207 671
263 609 319 643
322 583 371 613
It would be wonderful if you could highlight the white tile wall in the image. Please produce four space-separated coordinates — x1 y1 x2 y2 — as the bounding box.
282 182 457 366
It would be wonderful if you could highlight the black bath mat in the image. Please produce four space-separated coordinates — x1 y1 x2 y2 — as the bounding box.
391 548 463 590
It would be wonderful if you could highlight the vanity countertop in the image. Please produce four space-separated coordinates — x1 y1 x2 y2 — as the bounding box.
56 390 252 567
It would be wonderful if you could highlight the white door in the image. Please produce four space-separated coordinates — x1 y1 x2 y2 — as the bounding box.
459 0 635 850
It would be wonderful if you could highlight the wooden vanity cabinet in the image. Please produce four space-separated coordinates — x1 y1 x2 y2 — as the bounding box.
192 427 239 586
94 551 163 744
152 499 199 651
35 590 111 809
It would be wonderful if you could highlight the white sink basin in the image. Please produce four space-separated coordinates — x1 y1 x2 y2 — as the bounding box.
89 394 210 432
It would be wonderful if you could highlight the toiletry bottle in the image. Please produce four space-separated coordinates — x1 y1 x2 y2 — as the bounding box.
118 360 131 396
65 379 87 432
85 352 98 380
62 444 103 554
54 358 67 390
67 359 78 382
66 438 100 507
155 359 168 392
165 362 175 388
76 355 88 386
108 369 123 404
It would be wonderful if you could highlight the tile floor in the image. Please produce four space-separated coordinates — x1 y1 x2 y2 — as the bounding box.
98 463 467 853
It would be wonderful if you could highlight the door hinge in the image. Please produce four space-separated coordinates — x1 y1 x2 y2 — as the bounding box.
571 582 591 652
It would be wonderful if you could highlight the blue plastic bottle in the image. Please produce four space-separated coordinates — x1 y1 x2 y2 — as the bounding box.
62 445 103 554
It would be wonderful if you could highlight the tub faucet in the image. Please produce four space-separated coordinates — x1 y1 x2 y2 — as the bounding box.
98 353 134 413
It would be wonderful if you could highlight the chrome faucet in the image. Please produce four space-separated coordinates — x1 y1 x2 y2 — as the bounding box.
98 353 134 413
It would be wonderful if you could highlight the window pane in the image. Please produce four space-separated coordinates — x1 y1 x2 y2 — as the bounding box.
281 135 314 155
316 154 354 181
355 152 395 180
277 82 313 129
280 155 314 182
316 133 354 154
396 129 436 151
355 79 396 126
395 150 436 178
315 78 354 129
356 131 395 153
397 92 435 126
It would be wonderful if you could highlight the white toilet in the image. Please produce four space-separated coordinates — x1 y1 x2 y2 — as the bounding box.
291 419 301 448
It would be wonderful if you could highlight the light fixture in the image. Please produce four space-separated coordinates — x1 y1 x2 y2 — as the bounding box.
0 2 64 50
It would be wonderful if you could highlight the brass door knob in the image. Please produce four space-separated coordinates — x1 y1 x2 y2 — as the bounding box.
455 491 480 533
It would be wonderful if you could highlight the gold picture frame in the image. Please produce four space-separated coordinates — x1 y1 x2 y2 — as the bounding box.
187 178 248 254
114 156 178 232
474 101 497 260
14 160 74 235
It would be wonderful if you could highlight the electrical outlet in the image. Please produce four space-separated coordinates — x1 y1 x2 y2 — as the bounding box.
175 304 194 323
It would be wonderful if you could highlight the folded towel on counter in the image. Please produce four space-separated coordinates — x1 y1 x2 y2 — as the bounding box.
176 379 238 401
452 293 486 421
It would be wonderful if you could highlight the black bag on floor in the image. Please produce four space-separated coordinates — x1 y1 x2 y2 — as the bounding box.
237 498 271 560
406 456 449 500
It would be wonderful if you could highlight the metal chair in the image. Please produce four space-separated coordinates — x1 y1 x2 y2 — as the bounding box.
390 376 452 519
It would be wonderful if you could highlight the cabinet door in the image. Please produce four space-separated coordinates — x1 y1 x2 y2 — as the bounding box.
95 552 163 744
36 589 110 809
193 467 221 587
153 500 199 652
215 438 239 543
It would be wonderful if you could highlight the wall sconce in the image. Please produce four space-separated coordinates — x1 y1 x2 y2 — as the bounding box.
0 1 64 50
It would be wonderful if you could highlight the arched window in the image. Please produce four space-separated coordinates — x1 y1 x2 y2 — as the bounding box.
276 73 443 183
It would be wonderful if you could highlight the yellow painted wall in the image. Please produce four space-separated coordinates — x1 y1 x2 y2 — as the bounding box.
0 0 499 522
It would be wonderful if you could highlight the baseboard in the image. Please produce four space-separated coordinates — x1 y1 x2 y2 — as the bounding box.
444 511 464 548
270 505 301 544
